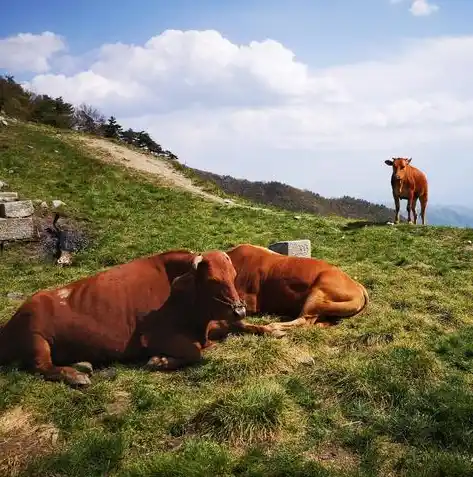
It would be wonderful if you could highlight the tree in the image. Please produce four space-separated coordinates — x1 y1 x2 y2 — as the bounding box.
30 94 75 129
103 116 123 139
0 75 32 119
73 103 105 134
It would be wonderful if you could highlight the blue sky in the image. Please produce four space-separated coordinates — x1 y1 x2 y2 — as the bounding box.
3 0 469 68
2 0 473 207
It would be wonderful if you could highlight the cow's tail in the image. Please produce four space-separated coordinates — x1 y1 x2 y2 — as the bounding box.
359 284 369 313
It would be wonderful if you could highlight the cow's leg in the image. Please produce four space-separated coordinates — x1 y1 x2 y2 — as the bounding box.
30 334 91 387
411 197 418 224
394 195 401 224
406 194 415 224
144 335 202 371
269 285 366 332
207 319 286 341
420 195 427 225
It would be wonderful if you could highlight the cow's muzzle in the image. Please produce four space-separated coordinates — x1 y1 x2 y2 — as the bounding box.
233 304 246 319
214 297 247 319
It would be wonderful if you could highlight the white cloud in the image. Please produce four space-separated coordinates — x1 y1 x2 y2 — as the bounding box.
0 31 66 73
410 0 439 16
7 28 473 206
390 0 439 17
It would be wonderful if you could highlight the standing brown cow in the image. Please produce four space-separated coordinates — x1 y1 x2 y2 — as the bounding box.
385 157 428 225
0 250 245 387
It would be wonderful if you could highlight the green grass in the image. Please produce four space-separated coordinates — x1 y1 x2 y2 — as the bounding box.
2 122 473 476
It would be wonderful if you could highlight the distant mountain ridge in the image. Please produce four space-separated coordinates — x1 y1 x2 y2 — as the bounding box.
188 168 398 223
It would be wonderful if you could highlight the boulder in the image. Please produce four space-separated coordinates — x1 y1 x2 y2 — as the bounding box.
0 200 34 218
268 239 311 258
0 192 18 202
52 199 66 209
0 217 36 241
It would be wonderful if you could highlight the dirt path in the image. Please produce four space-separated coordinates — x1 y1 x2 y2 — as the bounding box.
75 136 231 205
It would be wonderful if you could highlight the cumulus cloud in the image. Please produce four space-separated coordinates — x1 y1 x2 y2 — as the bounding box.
6 28 473 205
0 31 66 73
390 0 439 17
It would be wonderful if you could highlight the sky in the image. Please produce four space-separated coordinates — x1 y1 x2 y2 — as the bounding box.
1 0 473 207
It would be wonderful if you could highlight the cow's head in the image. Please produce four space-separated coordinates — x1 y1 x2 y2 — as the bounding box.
171 251 246 321
385 157 412 182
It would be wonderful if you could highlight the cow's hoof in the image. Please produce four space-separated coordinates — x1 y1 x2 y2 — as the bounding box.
145 356 168 371
67 372 92 388
72 362 93 375
270 328 287 338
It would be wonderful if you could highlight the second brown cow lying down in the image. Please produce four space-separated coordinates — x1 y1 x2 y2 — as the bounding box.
0 250 246 387
206 244 369 340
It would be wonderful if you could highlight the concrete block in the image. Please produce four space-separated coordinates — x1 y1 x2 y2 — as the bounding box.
0 200 34 218
0 217 36 241
268 239 311 258
0 192 18 202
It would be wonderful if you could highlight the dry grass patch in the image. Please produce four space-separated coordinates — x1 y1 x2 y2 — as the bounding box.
0 406 59 476
303 441 360 473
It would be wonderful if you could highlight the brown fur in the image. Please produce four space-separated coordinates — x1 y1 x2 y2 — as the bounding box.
207 244 369 339
0 250 245 387
385 157 429 225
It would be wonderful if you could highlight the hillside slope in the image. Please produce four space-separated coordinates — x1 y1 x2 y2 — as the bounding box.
1 122 473 476
188 167 399 222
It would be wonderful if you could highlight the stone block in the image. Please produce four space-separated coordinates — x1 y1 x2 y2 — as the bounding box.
0 200 34 218
268 239 311 258
0 217 36 241
0 192 18 202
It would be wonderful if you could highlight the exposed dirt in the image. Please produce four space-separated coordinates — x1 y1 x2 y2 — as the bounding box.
76 136 230 204
0 406 59 476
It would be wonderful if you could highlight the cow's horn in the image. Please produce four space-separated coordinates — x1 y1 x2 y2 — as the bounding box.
192 255 203 270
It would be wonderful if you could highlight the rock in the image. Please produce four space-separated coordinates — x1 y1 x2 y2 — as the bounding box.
0 192 18 202
0 180 8 189
0 217 36 241
96 367 118 380
0 200 34 218
298 355 316 366
52 200 66 209
0 119 7 127
294 215 302 220
467 240 472 245
386 221 395 226
54 150 59 153
73 362 94 375
40 201 48 209
7 291 25 301
8 170 14 174
33 199 43 205
268 239 311 258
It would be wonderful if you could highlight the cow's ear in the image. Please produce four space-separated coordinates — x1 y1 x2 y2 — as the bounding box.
385 160 393 166
407 158 412 164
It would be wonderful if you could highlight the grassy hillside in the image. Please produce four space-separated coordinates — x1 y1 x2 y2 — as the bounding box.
187 167 399 223
1 122 473 476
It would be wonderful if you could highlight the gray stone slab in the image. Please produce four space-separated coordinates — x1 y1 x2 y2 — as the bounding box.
268 239 311 258
0 192 18 202
0 217 36 241
0 200 34 218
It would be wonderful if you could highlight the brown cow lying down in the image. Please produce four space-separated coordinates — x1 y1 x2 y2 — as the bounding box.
0 250 246 387
206 244 369 340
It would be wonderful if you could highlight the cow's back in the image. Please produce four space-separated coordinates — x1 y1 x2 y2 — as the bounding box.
227 244 338 316
405 165 428 197
0 250 195 364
